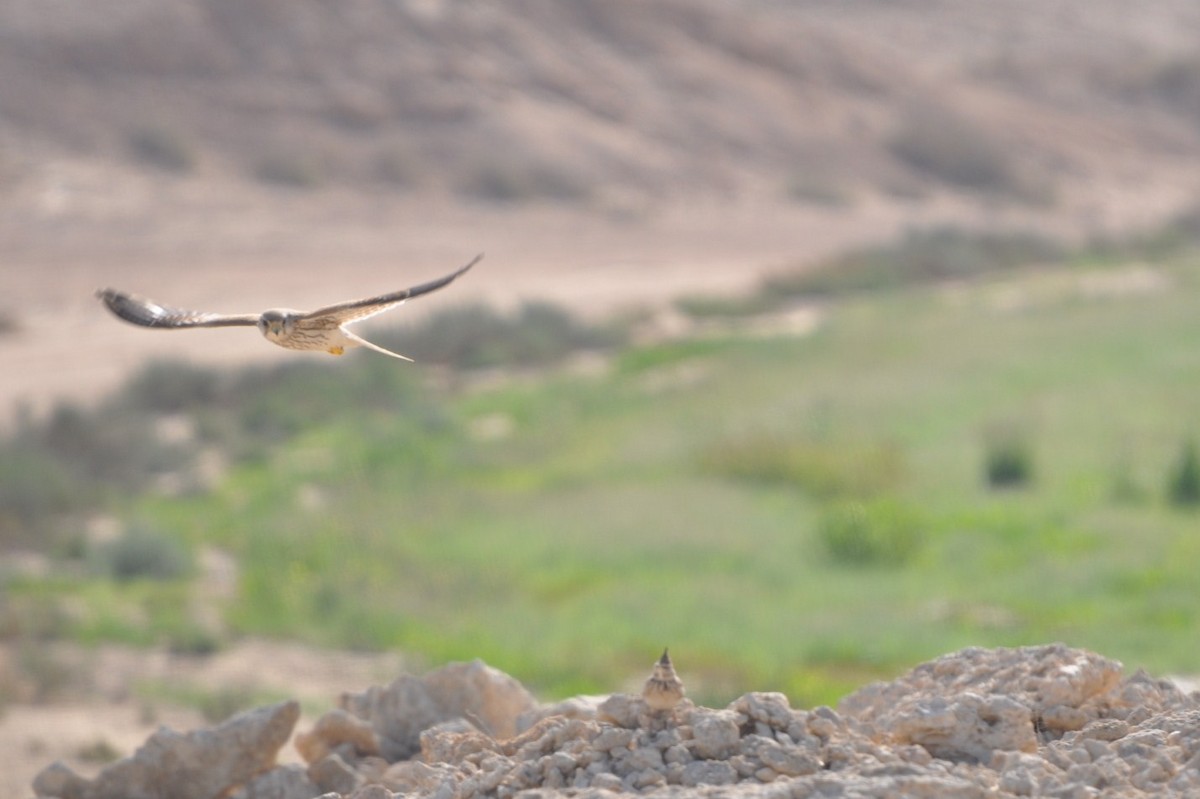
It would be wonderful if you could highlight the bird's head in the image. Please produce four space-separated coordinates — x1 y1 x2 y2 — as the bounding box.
258 310 296 341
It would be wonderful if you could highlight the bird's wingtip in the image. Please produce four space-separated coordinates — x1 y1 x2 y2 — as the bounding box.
459 253 484 274
94 288 125 308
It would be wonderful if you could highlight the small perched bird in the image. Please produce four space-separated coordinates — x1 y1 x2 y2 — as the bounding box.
96 254 480 361
641 648 686 712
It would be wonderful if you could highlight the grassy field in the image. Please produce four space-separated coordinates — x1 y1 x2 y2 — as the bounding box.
5 234 1200 708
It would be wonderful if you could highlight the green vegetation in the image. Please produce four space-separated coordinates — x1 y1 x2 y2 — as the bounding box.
377 301 626 369
983 419 1036 489
816 499 923 567
95 525 193 583
75 738 122 764
674 293 778 320
700 435 904 499
134 680 291 724
673 227 1065 320
1166 438 1200 508
764 226 1064 299
3 225 1200 708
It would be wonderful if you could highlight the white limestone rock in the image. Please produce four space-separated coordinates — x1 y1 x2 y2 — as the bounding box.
32 701 299 799
337 659 538 761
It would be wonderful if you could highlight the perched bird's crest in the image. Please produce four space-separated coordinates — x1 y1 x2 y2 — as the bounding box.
642 646 686 712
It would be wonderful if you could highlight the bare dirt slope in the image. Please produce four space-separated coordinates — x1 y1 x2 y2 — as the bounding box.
2 0 1199 202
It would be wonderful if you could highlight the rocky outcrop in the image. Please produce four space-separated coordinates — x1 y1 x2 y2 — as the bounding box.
31 645 1200 799
32 701 299 799
840 643 1126 737
317 659 539 762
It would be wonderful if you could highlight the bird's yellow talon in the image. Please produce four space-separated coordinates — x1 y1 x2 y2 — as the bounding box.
328 346 345 356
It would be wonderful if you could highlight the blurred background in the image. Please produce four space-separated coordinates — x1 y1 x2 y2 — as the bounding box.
3 0 1200 791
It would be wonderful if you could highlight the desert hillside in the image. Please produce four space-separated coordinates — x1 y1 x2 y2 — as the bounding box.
3 0 1200 217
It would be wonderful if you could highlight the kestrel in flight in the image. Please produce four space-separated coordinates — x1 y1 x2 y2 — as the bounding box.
96 254 480 361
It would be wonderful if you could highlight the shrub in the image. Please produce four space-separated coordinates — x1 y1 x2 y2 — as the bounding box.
37 401 188 489
983 423 1035 489
166 626 222 656
120 361 221 413
763 227 1063 298
1166 438 1200 507
1136 203 1200 258
888 103 1018 193
195 687 263 724
0 444 82 543
817 498 923 567
459 159 591 204
254 153 324 188
1142 56 1200 121
786 176 853 207
128 126 196 173
700 435 905 499
374 147 421 188
97 526 192 582
378 301 625 370
231 361 350 445
226 357 440 453
509 302 619 363
76 739 122 764
674 293 778 320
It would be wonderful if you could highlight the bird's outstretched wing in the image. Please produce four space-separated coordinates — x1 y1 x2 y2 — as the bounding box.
302 254 482 325
96 289 259 329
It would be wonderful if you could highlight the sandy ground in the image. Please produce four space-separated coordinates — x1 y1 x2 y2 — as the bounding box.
1 197 896 425
1 200 794 416
4 172 1194 428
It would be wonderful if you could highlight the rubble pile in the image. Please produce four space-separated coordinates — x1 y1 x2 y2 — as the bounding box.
32 645 1200 799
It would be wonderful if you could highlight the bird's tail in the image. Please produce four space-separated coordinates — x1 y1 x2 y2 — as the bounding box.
342 329 414 362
